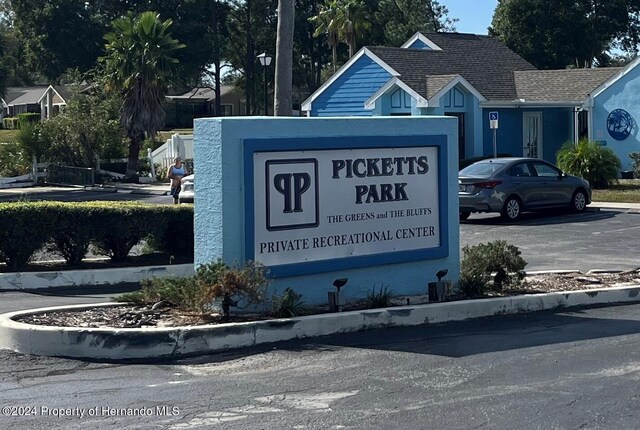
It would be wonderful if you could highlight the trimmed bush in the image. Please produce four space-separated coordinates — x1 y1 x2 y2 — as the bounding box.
2 117 19 130
90 202 166 261
556 139 621 189
144 205 194 258
17 113 41 127
0 202 58 270
0 202 194 270
49 204 97 266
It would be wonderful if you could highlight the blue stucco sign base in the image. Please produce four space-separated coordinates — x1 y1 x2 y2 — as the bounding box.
193 117 459 305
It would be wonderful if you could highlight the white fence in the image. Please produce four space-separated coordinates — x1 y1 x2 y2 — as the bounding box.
0 157 47 189
150 134 193 179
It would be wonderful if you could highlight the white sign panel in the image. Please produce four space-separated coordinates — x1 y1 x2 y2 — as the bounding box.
489 111 499 129
253 147 440 267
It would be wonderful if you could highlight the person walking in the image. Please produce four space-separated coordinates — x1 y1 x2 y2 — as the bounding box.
167 157 188 204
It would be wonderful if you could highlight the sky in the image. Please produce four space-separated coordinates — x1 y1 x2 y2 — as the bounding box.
443 0 498 35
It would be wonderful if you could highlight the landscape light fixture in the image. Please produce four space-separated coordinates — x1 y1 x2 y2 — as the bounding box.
257 52 272 115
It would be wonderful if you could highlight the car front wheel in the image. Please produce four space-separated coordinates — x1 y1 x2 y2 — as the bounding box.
571 189 587 212
460 211 471 221
501 196 521 221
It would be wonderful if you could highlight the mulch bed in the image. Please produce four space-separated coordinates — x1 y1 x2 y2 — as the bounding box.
13 270 640 329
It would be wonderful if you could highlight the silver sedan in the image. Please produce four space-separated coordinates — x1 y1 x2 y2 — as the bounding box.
459 158 591 221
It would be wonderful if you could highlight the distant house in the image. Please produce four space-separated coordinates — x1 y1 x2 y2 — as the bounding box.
1 85 69 121
302 32 640 171
165 86 245 128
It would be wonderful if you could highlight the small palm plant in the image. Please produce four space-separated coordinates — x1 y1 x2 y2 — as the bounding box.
556 139 620 189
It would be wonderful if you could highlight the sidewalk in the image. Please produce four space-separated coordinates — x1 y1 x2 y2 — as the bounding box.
589 201 640 212
89 182 168 196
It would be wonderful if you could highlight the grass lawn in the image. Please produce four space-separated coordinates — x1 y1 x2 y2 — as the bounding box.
592 179 640 203
0 129 18 143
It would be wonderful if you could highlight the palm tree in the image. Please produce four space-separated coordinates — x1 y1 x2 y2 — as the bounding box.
341 0 370 58
311 0 370 72
101 11 185 182
310 0 342 73
274 0 295 116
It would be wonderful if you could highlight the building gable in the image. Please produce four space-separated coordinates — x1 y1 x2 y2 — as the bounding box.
309 54 394 117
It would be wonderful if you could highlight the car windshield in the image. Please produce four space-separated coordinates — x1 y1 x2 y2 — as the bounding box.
460 161 506 177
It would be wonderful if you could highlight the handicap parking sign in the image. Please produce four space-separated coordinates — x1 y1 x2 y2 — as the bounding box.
489 111 498 121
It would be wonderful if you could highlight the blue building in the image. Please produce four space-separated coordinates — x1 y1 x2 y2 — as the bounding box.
303 32 640 171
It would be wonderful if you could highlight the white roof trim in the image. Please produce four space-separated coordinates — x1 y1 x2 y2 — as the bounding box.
301 47 401 112
363 77 428 110
427 75 487 107
589 57 640 103
36 85 66 104
400 32 443 50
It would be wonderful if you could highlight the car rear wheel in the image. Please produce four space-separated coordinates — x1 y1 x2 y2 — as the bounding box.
501 196 521 221
571 189 587 212
460 211 471 221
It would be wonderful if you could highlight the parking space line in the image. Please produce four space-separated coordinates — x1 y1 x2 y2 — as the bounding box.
592 226 640 235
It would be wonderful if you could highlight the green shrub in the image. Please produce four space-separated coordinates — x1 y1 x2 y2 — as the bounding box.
556 139 621 189
366 284 394 308
629 152 640 178
48 204 96 265
271 288 305 317
116 276 205 312
91 202 165 261
459 240 527 297
116 260 269 316
0 142 31 177
144 205 194 258
2 117 19 130
196 260 269 316
17 113 41 127
0 202 58 270
0 201 194 270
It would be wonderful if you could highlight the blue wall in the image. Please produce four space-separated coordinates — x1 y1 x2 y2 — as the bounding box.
311 56 392 117
407 39 431 50
193 117 460 306
481 108 573 163
593 64 640 170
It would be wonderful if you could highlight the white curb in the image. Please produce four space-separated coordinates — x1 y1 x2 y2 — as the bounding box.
0 264 194 290
1 285 639 361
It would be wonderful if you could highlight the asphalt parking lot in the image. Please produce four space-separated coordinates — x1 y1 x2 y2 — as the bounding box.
460 208 640 273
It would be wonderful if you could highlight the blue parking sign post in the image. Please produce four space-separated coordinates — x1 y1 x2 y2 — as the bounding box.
489 111 499 158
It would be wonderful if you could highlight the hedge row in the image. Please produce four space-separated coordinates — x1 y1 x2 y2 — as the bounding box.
1 113 40 130
0 201 194 271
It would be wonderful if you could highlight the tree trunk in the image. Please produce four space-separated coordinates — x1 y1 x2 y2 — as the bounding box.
274 0 295 116
245 0 254 115
124 131 143 183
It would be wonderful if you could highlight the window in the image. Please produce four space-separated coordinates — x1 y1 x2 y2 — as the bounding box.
509 163 533 177
533 162 559 177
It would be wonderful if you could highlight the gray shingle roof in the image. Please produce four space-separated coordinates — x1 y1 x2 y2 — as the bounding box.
514 68 621 102
368 32 537 101
425 74 457 99
3 86 49 105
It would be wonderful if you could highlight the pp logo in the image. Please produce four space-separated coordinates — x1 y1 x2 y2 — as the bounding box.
266 159 319 231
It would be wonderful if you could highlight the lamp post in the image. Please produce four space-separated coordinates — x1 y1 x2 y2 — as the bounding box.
257 52 272 115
